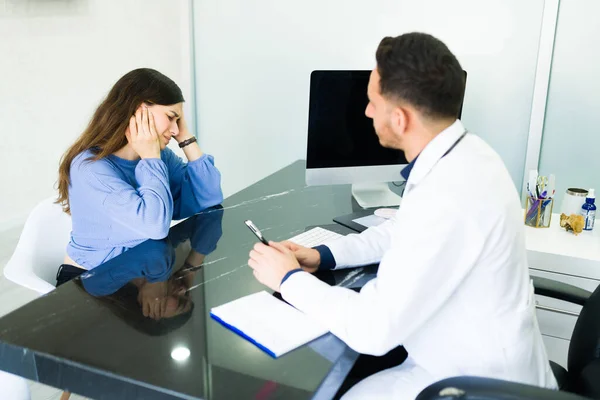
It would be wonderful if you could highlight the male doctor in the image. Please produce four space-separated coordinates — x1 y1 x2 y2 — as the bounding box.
248 32 557 399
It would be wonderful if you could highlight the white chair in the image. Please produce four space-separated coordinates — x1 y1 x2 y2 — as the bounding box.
4 196 72 295
3 197 72 400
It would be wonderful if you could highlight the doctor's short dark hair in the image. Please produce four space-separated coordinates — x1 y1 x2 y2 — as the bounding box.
375 32 465 119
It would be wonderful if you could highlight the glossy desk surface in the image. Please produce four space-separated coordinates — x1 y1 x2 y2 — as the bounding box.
0 161 379 400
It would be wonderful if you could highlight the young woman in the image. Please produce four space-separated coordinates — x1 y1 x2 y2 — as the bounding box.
55 68 223 285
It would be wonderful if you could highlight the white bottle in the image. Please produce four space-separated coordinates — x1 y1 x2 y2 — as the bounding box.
581 188 596 231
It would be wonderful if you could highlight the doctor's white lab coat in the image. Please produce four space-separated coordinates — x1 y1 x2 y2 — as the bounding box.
280 120 558 399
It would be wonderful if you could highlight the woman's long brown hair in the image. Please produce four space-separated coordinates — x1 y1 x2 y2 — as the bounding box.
56 68 184 214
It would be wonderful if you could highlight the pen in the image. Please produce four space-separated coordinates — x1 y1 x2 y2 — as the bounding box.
245 220 270 245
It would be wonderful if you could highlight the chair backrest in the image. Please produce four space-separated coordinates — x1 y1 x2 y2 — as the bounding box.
3 197 71 294
568 282 600 391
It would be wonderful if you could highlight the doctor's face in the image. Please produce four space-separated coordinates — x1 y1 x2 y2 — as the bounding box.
365 69 402 150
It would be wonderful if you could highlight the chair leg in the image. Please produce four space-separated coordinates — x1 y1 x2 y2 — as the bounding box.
60 391 71 400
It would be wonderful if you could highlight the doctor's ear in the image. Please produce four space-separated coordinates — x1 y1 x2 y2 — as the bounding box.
390 106 408 134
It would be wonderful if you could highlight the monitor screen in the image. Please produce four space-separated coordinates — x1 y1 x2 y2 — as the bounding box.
306 70 407 169
306 70 466 170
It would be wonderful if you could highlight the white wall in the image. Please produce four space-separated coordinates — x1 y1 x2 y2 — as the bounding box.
538 0 600 209
0 0 193 230
193 0 544 198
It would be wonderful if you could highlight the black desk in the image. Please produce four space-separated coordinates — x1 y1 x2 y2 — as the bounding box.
0 161 378 400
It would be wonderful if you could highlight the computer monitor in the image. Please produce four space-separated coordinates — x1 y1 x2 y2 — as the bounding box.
305 70 465 208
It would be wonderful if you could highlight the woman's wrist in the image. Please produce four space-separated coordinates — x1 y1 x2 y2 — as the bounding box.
139 150 161 159
180 137 204 162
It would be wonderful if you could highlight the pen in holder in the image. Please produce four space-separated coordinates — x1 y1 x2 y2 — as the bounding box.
525 197 554 228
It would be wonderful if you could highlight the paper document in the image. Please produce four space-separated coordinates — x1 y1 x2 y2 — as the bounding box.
352 214 387 228
210 291 328 358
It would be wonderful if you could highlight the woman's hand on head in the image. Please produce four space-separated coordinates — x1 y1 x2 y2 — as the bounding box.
175 113 193 143
125 105 161 159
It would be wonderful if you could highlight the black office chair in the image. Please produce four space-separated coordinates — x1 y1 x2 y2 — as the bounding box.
416 276 600 400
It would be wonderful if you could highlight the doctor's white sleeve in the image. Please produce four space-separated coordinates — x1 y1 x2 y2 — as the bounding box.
280 205 484 356
323 218 397 269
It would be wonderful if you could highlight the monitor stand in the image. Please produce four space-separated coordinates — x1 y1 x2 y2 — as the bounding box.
351 183 402 209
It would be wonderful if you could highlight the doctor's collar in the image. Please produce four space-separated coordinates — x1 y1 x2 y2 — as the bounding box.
400 156 419 181
398 120 466 184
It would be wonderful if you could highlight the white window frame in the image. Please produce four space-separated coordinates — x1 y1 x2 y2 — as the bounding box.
521 0 561 197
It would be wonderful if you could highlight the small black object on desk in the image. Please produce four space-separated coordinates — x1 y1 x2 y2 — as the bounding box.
333 209 375 233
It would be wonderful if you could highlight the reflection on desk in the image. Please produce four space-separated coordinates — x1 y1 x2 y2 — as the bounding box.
80 208 223 333
0 161 363 400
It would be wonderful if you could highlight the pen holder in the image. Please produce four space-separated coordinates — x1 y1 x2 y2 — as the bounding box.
524 198 554 228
